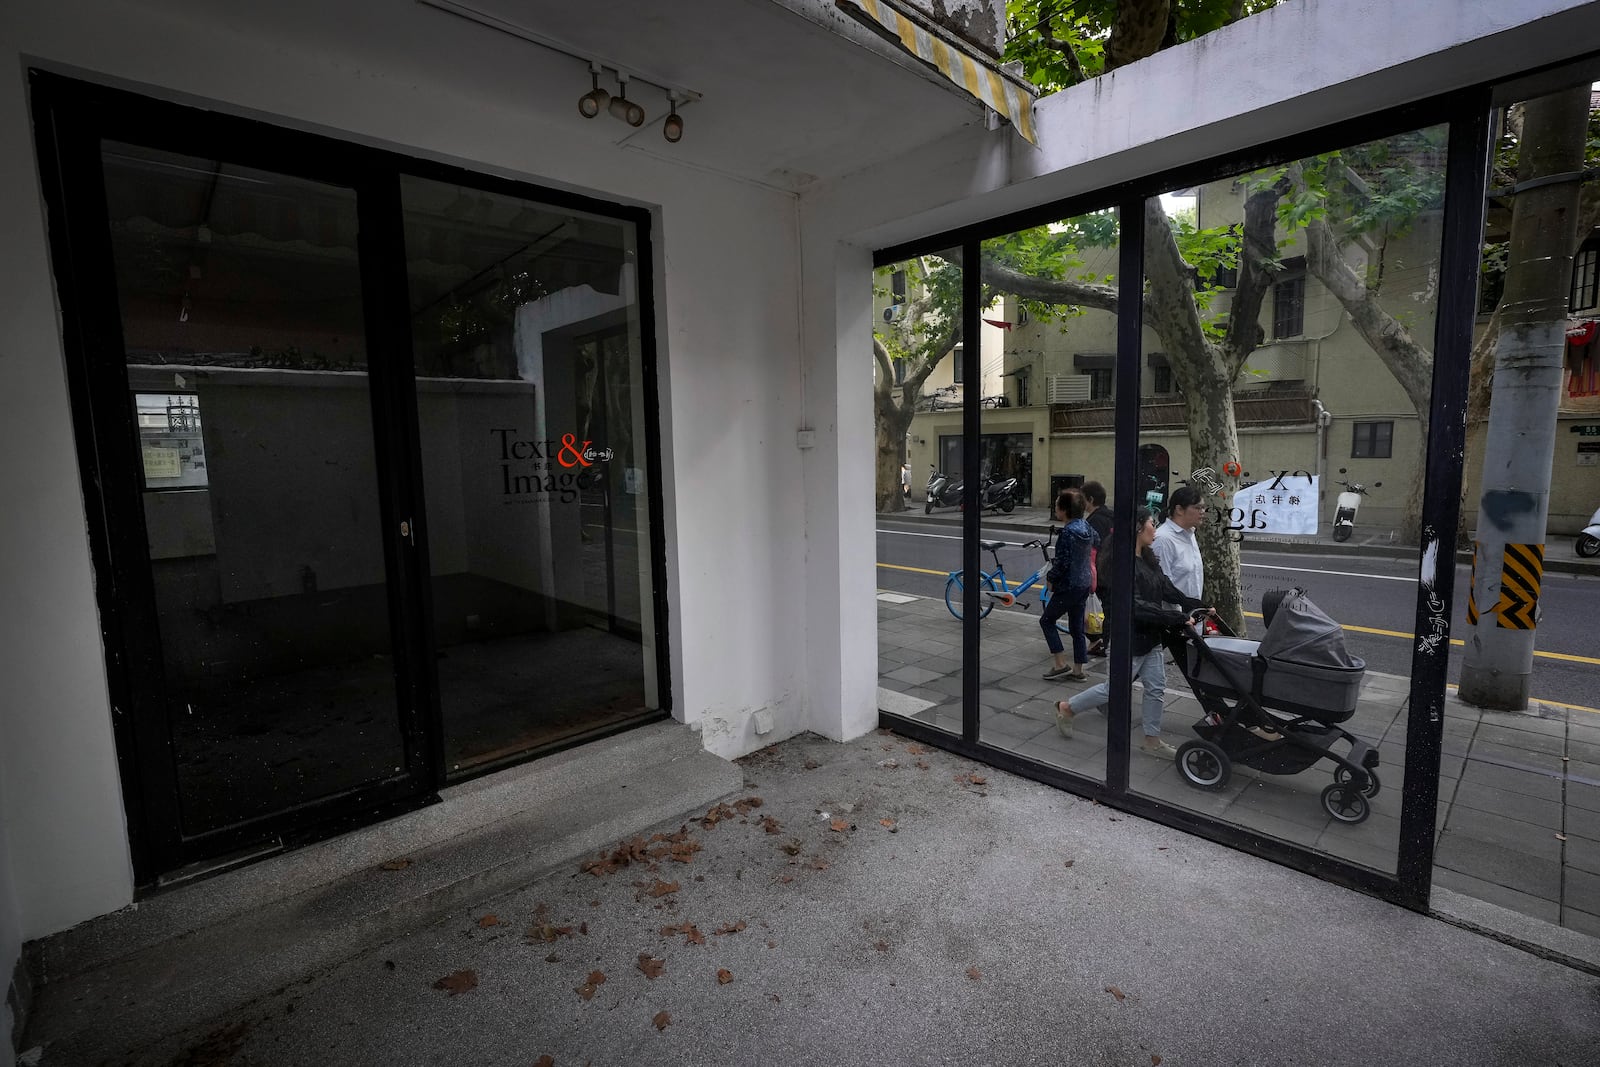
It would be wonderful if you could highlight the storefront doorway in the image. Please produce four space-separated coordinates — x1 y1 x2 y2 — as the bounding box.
33 74 668 883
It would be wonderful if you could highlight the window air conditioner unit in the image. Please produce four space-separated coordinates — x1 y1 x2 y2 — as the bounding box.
1045 374 1092 404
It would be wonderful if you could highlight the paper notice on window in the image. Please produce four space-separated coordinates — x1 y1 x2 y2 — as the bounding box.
1231 475 1319 535
142 447 182 479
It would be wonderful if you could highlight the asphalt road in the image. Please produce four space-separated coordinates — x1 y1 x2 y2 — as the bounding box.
875 517 1600 713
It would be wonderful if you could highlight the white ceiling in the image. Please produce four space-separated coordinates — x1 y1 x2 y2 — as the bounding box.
403 0 992 190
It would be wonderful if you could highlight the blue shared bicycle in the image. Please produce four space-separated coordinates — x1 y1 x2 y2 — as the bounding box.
943 535 1070 634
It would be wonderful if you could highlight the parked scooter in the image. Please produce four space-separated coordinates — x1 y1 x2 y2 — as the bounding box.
978 474 1020 514
1578 504 1600 558
925 465 963 513
1331 469 1381 543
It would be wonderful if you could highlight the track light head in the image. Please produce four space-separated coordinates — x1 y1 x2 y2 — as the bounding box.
663 99 683 143
578 66 608 119
608 75 645 127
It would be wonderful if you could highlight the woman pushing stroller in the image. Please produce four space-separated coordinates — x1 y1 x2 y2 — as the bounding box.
1055 506 1210 759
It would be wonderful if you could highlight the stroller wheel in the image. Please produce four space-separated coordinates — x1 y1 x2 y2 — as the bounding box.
1176 740 1231 791
1333 765 1381 798
1321 783 1370 824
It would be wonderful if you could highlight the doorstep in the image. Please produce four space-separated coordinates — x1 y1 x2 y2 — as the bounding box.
19 720 741 1064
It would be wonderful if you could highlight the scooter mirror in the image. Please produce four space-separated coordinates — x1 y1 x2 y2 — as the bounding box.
1374 482 1383 488
1338 467 1348 475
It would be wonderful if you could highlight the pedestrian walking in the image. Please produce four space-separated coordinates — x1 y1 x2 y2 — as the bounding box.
1152 484 1207 600
1082 480 1112 657
1041 488 1099 682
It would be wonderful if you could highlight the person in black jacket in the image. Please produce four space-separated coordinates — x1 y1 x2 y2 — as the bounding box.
1054 507 1209 759
1081 480 1113 657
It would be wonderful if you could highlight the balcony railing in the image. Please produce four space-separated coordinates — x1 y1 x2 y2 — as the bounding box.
1050 386 1316 434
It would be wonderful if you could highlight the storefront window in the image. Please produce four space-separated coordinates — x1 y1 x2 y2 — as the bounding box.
874 249 963 736
399 176 659 777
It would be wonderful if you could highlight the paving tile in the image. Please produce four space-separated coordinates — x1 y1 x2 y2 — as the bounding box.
1565 866 1600 916
1465 739 1568 774
1567 782 1600 814
1568 721 1600 747
1565 759 1600 786
883 664 944 686
1567 738 1600 765
1433 833 1562 900
1473 723 1566 757
1477 710 1568 738
1458 759 1564 802
978 711 1047 743
1560 906 1600 939
1449 780 1563 827
1443 807 1563 861
1431 866 1561 923
1228 808 1326 850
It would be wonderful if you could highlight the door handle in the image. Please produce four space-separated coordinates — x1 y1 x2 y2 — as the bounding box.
400 519 414 545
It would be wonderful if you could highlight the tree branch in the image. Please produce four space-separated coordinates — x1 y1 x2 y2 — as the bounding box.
1141 200 1219 387
1220 178 1287 369
1104 0 1170 71
1040 16 1088 83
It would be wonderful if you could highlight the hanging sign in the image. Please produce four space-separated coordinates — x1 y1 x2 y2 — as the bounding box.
1229 472 1320 536
1566 320 1597 345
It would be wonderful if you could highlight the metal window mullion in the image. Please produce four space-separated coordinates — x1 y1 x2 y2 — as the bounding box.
1106 200 1146 794
1396 95 1493 905
961 239 983 743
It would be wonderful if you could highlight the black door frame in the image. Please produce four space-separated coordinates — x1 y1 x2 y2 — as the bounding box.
874 85 1495 912
29 71 672 885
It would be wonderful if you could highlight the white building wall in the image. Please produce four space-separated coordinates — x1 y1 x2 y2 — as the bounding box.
0 0 807 939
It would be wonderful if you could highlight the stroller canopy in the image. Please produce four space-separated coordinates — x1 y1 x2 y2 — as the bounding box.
1258 589 1364 670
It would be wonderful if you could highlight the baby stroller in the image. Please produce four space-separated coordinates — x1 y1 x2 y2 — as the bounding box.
1172 589 1381 824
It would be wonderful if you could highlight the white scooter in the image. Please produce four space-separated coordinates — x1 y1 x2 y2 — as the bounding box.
1332 469 1381 543
1578 504 1600 558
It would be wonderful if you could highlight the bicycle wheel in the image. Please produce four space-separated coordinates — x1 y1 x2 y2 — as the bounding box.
944 571 997 620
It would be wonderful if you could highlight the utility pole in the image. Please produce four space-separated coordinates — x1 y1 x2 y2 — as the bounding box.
1458 85 1591 710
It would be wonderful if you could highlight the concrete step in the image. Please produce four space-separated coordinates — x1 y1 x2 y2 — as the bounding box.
21 720 740 1064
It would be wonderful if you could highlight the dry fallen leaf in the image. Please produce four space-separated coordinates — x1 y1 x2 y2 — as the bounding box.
1152 1056 1163 1066
761 816 782 834
879 818 897 830
477 914 500 928
544 952 561 963
906 744 927 755
637 954 666 979
1063 859 1075 868
781 840 803 856
874 940 890 953
734 796 765 814
587 970 607 985
969 775 987 786
575 981 598 1001
967 966 982 980
380 858 412 871
716 969 734 985
714 920 748 935
535 1057 554 1067
830 819 850 833
914 760 930 770
653 1011 672 1031
648 880 681 897
1106 985 1126 1002
811 857 830 871
803 759 820 770
432 970 477 996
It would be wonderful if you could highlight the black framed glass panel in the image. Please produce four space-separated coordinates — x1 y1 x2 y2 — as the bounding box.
399 176 660 778
104 142 410 837
1130 126 1453 877
975 212 1124 782
874 248 964 735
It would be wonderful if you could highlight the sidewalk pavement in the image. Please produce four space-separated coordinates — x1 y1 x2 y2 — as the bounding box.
891 504 1600 576
32 727 1599 1066
876 595 1600 939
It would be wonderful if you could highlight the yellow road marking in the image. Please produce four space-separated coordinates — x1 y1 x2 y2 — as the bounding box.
1242 611 1600 667
877 562 949 577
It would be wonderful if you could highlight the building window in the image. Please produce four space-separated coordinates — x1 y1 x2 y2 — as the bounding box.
1015 369 1030 407
1273 275 1305 338
1151 365 1173 395
952 343 963 383
1351 420 1394 459
1572 246 1599 312
891 269 907 304
893 358 906 385
1087 368 1113 400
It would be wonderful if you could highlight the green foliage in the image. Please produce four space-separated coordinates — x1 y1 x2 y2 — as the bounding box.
1003 0 1281 93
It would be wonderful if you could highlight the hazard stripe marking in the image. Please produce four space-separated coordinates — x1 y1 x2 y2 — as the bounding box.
1495 542 1543 630
1466 543 1479 625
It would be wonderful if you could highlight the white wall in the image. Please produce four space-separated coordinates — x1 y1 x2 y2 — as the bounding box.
0 0 807 936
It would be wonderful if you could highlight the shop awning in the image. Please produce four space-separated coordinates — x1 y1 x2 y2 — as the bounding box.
838 0 1037 145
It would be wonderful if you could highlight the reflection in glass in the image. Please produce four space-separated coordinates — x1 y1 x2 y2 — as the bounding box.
104 143 408 836
973 213 1121 780
1128 126 1453 875
1443 79 1600 936
399 177 658 776
873 250 964 735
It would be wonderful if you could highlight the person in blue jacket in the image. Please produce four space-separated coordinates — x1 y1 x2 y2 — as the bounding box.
1055 507 1210 759
1041 488 1099 681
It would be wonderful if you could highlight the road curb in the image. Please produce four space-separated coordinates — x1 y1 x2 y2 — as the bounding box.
884 510 1600 577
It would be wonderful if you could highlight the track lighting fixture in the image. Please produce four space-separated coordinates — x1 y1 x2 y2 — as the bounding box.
607 74 645 127
662 97 683 143
577 63 608 119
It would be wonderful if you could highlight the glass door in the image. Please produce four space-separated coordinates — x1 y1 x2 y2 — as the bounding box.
397 176 663 779
94 139 430 867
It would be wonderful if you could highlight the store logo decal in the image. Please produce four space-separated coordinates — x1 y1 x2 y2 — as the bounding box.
492 428 608 503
